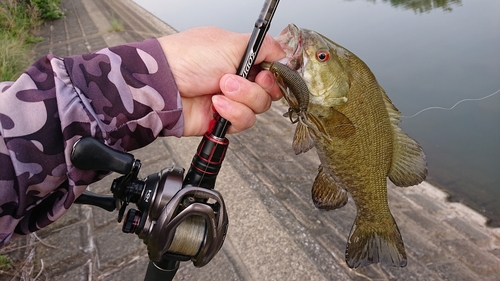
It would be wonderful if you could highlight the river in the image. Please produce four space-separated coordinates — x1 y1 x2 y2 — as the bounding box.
132 0 500 226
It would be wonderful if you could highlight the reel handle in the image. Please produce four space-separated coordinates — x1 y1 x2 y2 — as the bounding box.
71 137 134 174
74 190 117 211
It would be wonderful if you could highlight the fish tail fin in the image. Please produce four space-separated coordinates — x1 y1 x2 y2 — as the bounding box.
345 213 407 268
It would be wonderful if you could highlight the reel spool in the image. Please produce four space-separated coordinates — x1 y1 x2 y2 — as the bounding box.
167 215 206 256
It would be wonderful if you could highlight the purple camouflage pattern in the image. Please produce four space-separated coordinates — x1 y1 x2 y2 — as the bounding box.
0 38 183 246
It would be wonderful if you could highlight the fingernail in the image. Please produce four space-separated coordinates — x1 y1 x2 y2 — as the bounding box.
261 72 274 91
225 77 240 93
212 95 228 110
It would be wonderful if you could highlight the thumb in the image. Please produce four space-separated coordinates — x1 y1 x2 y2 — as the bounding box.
254 34 286 64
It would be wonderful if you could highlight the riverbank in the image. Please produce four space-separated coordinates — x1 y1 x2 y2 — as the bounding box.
0 0 63 81
1 0 499 280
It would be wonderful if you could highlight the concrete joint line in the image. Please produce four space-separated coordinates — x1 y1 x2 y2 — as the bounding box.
81 205 99 273
118 0 178 35
223 236 254 281
81 0 126 47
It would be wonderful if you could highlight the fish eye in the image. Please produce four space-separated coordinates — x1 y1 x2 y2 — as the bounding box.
316 50 330 62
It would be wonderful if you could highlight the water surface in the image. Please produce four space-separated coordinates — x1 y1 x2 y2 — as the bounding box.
133 0 500 226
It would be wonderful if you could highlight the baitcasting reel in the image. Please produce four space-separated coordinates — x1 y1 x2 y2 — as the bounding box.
70 137 228 267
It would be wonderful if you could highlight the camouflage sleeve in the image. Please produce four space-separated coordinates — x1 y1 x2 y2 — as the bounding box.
0 38 183 246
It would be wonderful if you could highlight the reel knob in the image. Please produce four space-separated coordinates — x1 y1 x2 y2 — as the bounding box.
71 137 134 174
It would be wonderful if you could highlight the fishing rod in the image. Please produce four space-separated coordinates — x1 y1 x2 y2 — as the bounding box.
182 0 280 190
140 1 281 279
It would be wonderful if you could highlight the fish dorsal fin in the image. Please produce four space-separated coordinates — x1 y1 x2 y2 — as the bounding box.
381 88 428 187
311 165 348 210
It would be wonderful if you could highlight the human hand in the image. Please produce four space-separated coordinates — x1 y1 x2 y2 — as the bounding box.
157 26 285 136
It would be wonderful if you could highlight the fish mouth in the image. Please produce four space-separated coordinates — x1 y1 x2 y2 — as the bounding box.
276 24 304 72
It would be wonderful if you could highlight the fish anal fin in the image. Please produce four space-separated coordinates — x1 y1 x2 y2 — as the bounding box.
380 87 427 186
312 166 348 210
345 214 407 268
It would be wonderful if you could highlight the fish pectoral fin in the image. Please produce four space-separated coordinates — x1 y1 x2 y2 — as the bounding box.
325 109 355 139
345 213 407 268
311 166 348 210
381 88 428 187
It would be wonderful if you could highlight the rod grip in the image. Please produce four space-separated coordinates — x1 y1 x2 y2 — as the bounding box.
183 133 229 189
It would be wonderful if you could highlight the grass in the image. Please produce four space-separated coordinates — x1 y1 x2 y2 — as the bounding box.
31 0 64 20
0 33 34 81
0 235 40 280
0 0 63 81
108 14 124 32
0 254 14 270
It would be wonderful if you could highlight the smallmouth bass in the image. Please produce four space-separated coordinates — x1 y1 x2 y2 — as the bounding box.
268 24 427 268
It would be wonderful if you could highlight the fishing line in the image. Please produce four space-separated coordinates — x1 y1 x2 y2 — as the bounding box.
401 87 500 119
